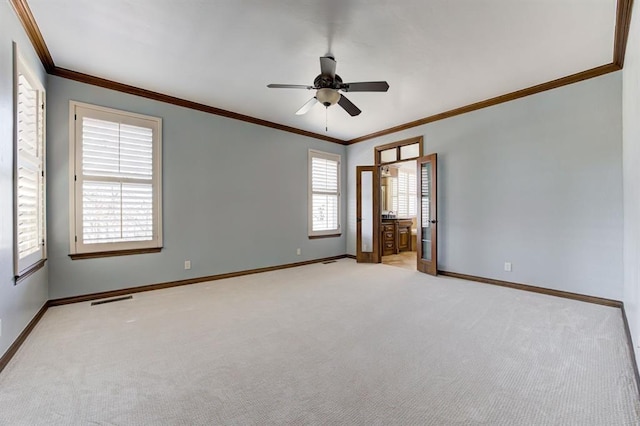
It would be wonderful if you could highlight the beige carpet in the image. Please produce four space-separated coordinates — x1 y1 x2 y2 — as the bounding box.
0 259 638 425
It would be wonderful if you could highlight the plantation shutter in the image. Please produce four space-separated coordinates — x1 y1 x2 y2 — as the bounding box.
309 151 340 235
397 170 417 218
398 171 408 217
72 103 162 254
408 171 417 216
391 177 398 213
81 118 153 244
15 65 45 275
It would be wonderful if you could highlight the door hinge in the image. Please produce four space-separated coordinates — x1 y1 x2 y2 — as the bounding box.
74 175 77 181
74 114 77 120
74 236 77 242
41 170 44 177
41 103 44 110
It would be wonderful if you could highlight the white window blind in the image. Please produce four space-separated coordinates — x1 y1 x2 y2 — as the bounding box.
71 102 162 254
14 50 46 277
391 177 398 213
397 170 416 217
408 171 416 216
309 150 340 236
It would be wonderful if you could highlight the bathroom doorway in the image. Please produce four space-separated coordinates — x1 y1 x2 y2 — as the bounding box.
380 160 418 271
356 136 438 275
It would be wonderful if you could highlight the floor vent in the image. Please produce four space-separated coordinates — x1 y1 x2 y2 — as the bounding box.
91 295 133 306
323 260 337 264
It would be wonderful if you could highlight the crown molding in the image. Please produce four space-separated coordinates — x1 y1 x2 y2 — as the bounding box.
50 67 346 145
9 0 54 72
346 63 621 145
615 0 635 67
11 0 634 146
8 0 346 145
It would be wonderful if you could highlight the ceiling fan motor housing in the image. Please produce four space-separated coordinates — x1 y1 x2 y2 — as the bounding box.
314 74 343 106
267 55 386 117
314 74 343 90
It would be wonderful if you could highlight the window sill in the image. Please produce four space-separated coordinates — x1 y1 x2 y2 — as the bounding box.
69 247 162 260
15 259 46 285
308 234 342 240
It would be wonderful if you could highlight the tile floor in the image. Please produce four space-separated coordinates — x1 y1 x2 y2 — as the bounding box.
381 251 417 270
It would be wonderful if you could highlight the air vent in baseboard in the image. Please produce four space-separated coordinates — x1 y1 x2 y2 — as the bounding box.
91 295 133 306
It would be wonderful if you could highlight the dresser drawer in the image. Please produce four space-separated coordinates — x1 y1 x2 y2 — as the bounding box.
384 231 394 240
383 224 395 232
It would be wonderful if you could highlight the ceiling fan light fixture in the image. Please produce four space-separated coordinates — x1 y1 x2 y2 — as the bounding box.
316 88 340 107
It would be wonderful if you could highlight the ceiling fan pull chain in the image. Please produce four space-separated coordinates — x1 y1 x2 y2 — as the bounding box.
325 107 328 132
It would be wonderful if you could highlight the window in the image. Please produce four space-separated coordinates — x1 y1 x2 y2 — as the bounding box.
375 136 423 166
309 150 341 237
14 47 46 279
391 177 398 213
395 170 417 217
69 102 162 257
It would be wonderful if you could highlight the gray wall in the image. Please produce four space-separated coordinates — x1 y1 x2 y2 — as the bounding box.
47 76 346 299
0 2 49 358
347 72 623 300
623 0 640 365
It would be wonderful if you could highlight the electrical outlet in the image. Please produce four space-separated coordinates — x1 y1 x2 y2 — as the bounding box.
184 260 191 270
504 262 512 272
296 248 301 256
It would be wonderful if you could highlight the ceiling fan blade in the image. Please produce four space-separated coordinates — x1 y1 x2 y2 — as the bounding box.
267 84 313 89
341 81 389 92
337 94 361 116
295 97 318 115
320 56 336 77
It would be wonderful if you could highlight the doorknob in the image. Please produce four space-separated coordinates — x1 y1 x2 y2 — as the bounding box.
430 220 437 224
356 217 362 223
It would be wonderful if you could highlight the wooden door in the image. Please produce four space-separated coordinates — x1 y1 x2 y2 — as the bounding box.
417 154 438 275
356 166 380 263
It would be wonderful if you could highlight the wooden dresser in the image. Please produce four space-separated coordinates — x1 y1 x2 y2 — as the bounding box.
381 219 413 256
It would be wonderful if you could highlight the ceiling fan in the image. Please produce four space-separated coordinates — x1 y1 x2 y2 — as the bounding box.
267 55 389 117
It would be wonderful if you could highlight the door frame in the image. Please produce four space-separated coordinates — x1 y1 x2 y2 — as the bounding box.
355 136 424 264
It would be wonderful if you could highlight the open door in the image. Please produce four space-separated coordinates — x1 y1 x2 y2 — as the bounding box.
417 154 437 275
356 166 380 263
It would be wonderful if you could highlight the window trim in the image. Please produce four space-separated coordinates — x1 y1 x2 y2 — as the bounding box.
68 101 163 257
13 44 47 281
308 149 341 238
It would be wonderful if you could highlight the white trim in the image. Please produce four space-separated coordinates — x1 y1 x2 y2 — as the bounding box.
308 149 341 237
68 101 76 255
13 43 46 277
69 101 163 254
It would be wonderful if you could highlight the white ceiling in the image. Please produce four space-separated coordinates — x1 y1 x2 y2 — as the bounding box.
28 0 617 141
